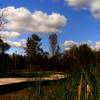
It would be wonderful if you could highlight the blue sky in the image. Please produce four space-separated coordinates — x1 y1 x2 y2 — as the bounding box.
1 0 100 54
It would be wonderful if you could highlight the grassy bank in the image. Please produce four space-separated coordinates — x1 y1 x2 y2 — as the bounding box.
0 73 82 100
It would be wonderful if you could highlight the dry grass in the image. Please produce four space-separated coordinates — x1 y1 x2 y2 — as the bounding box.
0 74 79 100
0 88 35 100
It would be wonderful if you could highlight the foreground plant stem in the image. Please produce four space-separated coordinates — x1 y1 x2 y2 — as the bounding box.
78 75 82 100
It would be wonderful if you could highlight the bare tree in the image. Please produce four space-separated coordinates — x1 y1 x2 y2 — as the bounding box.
49 33 58 56
0 7 6 31
0 6 10 54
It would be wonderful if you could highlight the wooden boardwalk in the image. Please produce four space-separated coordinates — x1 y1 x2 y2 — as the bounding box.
0 74 67 85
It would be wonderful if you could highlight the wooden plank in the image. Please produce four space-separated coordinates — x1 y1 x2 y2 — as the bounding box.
0 74 67 85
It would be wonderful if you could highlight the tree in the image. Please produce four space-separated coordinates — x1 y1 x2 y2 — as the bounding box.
0 37 10 54
0 7 11 72
25 34 43 68
0 6 7 31
76 44 97 100
25 34 43 57
49 33 58 56
0 37 10 72
0 7 10 54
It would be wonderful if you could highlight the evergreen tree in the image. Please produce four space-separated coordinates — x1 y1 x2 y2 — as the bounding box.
25 34 43 67
25 34 43 57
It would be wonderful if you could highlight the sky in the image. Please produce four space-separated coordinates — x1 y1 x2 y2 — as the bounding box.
1 0 100 54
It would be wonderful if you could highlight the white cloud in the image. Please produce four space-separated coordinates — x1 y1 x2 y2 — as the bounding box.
64 47 71 51
65 0 100 19
80 41 100 51
86 40 93 44
65 0 91 8
62 40 78 47
62 40 100 51
62 40 93 48
91 42 100 51
1 6 67 33
80 40 93 45
62 40 93 51
93 13 100 19
0 6 67 54
4 39 26 48
0 31 20 39
90 0 100 13
90 0 100 19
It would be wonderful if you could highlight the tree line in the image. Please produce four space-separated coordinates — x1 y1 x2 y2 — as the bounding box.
0 33 100 73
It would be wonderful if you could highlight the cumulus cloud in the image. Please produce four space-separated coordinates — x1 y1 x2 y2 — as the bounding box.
65 0 91 8
90 0 100 13
86 40 93 44
62 40 100 51
80 40 93 45
62 40 78 47
1 6 67 33
61 40 100 51
0 6 67 53
64 47 71 51
65 0 100 19
4 39 26 48
62 40 93 48
90 42 100 51
62 40 94 51
0 31 20 39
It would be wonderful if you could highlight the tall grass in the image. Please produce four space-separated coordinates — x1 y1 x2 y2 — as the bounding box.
15 74 81 100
